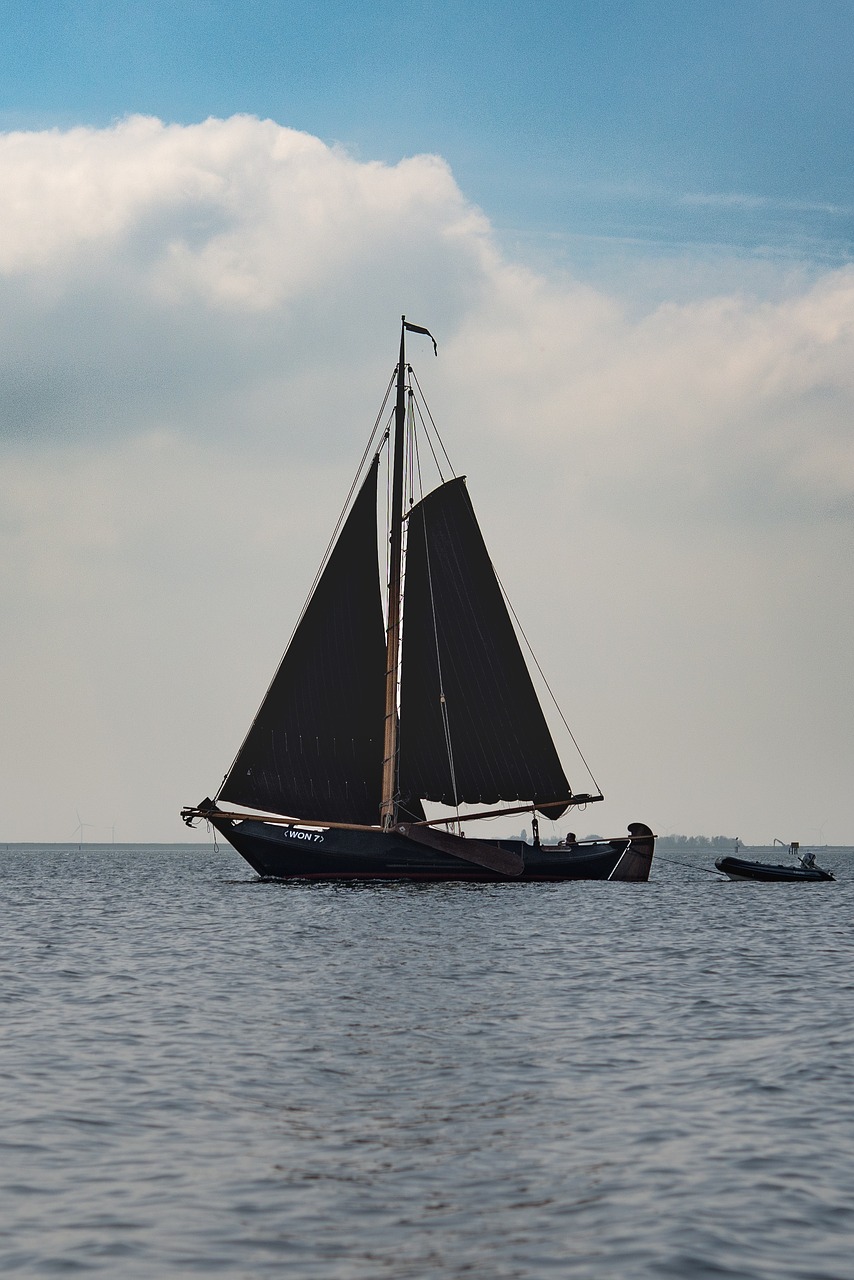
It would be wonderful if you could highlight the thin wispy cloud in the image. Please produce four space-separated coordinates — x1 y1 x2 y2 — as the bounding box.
680 191 850 217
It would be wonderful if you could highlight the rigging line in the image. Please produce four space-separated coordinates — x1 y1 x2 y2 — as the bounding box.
443 472 593 797
411 395 447 484
290 369 396 641
655 854 722 876
498 569 603 795
410 368 456 478
412 429 462 827
215 369 395 804
407 382 416 510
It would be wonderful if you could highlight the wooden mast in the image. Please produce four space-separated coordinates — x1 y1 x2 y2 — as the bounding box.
380 317 408 828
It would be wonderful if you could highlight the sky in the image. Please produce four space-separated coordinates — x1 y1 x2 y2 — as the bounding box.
1 1 853 845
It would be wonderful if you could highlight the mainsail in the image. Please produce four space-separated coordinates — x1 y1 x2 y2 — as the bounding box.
218 459 386 825
398 477 572 817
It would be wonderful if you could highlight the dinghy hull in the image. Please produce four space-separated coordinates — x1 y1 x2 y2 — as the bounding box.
714 855 834 883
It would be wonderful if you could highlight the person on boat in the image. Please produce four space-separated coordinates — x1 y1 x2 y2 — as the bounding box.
801 850 816 869
562 832 577 848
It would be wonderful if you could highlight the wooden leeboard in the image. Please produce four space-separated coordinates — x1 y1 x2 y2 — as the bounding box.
396 822 524 876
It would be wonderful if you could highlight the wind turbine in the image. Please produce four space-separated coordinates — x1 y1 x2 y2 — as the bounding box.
72 811 94 850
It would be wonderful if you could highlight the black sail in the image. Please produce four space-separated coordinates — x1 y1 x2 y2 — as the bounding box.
219 459 386 825
398 477 572 816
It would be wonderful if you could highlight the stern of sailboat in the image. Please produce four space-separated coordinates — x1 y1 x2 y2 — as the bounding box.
606 822 656 881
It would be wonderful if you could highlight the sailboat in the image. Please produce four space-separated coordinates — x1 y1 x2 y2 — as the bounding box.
182 318 655 882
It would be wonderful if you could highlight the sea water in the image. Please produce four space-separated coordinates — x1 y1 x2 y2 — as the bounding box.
1 842 853 1279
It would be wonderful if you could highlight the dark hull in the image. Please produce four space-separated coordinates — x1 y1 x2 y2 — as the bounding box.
213 816 655 882
715 856 834 883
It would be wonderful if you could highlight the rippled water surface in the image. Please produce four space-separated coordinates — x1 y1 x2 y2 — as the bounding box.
2 843 854 1278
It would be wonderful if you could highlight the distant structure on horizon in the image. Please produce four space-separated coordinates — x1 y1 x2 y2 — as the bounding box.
656 834 739 851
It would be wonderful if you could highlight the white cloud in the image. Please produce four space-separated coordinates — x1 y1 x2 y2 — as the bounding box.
0 115 479 285
1 116 853 845
0 114 487 444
